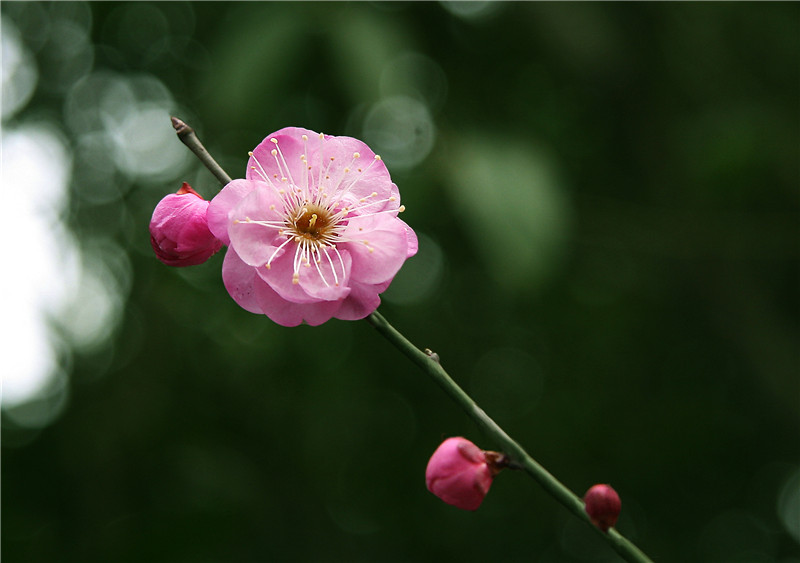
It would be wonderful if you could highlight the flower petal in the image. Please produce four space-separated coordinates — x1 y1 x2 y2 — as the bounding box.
221 248 263 314
228 186 285 267
207 179 260 245
248 128 310 191
314 136 396 209
296 245 353 301
256 249 318 304
343 215 413 284
399 218 419 258
253 278 342 327
333 279 388 321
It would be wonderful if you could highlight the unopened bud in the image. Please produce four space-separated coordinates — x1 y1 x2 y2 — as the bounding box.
583 483 621 532
149 182 223 267
425 437 506 511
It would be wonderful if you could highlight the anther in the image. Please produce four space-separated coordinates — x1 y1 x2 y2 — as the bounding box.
270 138 278 144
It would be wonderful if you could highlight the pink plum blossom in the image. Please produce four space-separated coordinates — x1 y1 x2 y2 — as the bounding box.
207 127 417 327
425 437 496 511
149 182 222 267
583 483 621 532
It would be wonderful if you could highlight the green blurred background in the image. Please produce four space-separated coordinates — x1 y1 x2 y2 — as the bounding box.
3 2 798 561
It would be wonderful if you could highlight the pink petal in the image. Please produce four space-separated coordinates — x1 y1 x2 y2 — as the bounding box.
317 136 396 205
207 179 260 245
333 280 384 321
250 128 397 213
228 186 285 266
256 249 319 304
247 128 310 187
297 246 353 301
253 278 342 327
221 248 264 314
428 471 489 511
399 218 419 258
343 215 413 285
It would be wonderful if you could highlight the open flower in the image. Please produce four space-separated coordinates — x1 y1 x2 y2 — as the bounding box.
149 182 222 267
207 127 417 327
425 437 500 511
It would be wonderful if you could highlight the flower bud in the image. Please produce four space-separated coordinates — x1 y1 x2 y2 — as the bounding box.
583 483 621 532
425 437 503 511
149 183 222 267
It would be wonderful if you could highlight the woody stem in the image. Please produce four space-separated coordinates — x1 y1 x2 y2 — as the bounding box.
170 117 232 186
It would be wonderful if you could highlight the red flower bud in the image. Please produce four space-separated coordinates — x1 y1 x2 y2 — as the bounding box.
149 183 222 267
425 437 506 511
583 484 621 532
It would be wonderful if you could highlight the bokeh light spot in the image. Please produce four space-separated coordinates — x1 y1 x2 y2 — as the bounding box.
1 19 38 120
1 123 74 412
379 52 448 112
777 466 800 545
363 96 435 171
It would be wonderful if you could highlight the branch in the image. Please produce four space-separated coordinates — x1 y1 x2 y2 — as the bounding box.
171 117 232 186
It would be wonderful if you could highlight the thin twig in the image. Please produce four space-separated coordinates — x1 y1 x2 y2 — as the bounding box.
171 117 232 186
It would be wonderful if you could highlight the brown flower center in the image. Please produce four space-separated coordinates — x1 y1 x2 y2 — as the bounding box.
291 203 334 243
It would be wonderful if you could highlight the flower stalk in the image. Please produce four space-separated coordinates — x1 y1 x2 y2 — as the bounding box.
366 310 653 563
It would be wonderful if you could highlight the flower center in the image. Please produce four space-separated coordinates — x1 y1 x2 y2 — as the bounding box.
290 203 336 246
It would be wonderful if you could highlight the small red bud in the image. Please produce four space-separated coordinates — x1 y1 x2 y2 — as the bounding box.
583 484 621 532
